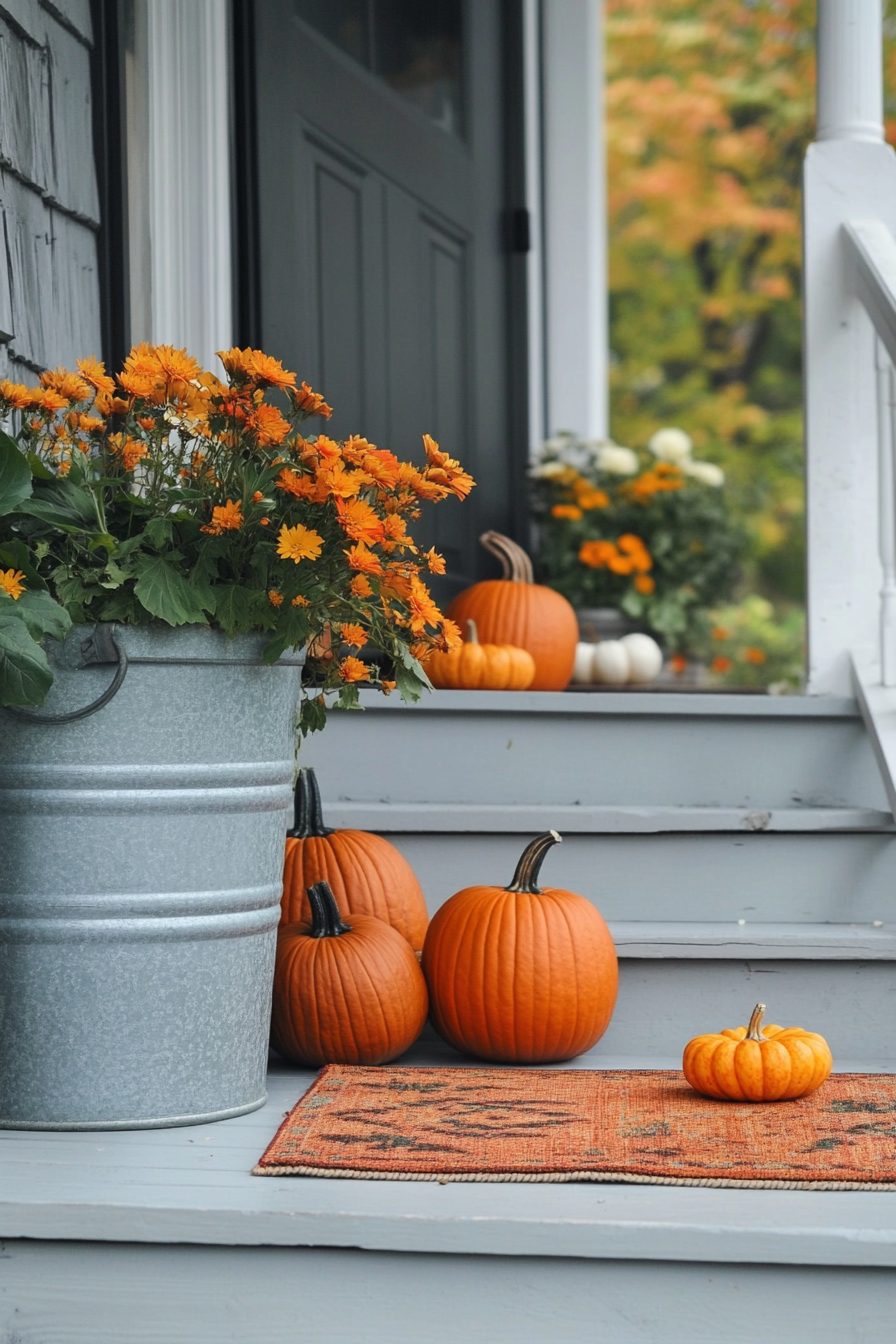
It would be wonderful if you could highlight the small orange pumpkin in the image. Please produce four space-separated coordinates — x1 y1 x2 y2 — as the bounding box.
426 618 536 690
683 1003 833 1102
446 532 578 691
421 831 618 1063
272 881 429 1066
282 769 429 951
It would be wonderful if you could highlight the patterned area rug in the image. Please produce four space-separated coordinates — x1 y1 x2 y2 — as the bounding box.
254 1065 896 1188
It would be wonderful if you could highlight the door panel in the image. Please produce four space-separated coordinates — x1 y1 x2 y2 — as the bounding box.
254 0 521 590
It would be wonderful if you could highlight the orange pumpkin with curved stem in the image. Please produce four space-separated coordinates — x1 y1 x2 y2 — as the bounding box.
421 830 618 1063
272 881 429 1066
446 532 578 690
281 769 429 952
683 1003 833 1101
426 618 536 690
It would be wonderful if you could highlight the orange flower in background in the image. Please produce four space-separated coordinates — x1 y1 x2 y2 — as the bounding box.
41 368 92 403
634 574 655 594
422 433 475 500
268 590 284 606
275 466 316 500
406 573 443 635
552 504 583 521
293 381 333 419
201 498 244 534
577 488 610 510
381 679 396 693
669 655 688 675
712 627 729 641
711 655 732 674
217 347 255 380
120 437 148 472
29 388 69 413
292 594 310 607
579 539 618 568
338 655 369 683
423 547 446 575
277 522 323 563
336 497 385 546
743 646 766 664
0 380 32 409
346 542 383 575
350 573 374 596
623 465 685 504
246 351 297 390
76 357 116 411
0 568 26 600
440 617 463 652
250 403 291 447
340 622 367 648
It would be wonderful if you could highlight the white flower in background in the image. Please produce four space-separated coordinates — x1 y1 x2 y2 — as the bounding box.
682 458 725 487
595 443 639 475
648 427 693 463
542 432 577 456
530 459 571 479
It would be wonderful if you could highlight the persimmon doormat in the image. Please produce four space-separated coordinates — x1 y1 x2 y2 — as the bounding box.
253 1065 896 1188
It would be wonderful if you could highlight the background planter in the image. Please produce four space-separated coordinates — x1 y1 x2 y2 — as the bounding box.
0 625 304 1130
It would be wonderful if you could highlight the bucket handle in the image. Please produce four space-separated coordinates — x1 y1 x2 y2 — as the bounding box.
4 624 129 726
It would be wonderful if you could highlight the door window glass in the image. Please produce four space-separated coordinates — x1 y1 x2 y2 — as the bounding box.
294 0 465 136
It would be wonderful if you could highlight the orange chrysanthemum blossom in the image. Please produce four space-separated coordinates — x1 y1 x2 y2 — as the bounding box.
381 679 396 694
349 574 373 597
316 459 368 500
439 617 463 652
422 433 475 500
743 647 767 665
291 381 332 419
27 388 69 413
340 622 367 648
424 546 446 575
670 655 688 675
268 590 284 607
336 497 385 546
579 539 618 569
110 397 130 416
634 574 655 595
248 351 296 390
250 402 291 447
382 514 414 552
77 357 116 404
623 465 685 504
346 542 383 575
217 347 256 381
122 438 148 472
201 499 244 535
711 656 732 674
338 655 370 684
616 534 653 572
78 414 105 434
137 415 156 431
0 380 32 409
406 573 443 635
576 488 609 510
358 444 401 489
395 460 444 502
275 466 316 500
552 504 583 521
41 368 93 403
277 522 324 564
0 568 26 600
291 594 310 607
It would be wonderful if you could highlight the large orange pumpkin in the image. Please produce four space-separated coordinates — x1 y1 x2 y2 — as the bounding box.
282 769 429 952
272 881 429 1066
421 831 618 1063
683 1003 833 1102
446 532 578 690
426 618 536 690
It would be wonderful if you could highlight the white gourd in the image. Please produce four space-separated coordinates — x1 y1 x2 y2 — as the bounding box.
620 633 663 684
572 642 597 684
592 640 630 685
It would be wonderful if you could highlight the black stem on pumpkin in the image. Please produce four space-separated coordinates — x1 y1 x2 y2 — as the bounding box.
287 768 334 839
505 831 562 894
306 881 352 937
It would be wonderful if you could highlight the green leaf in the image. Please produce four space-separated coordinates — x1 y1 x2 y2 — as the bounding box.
0 600 53 705
0 430 32 516
394 653 431 702
188 568 217 616
133 555 209 626
19 480 98 531
14 589 72 643
213 583 254 637
0 541 47 590
144 516 174 550
26 452 54 481
298 694 328 737
261 605 310 663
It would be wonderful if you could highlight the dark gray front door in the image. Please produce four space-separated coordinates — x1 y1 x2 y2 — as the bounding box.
253 0 525 591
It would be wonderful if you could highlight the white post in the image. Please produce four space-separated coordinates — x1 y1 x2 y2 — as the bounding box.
522 0 546 453
146 0 232 371
877 338 896 683
540 0 607 441
805 0 896 693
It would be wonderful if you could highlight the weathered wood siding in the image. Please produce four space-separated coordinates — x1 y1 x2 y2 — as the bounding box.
0 0 100 380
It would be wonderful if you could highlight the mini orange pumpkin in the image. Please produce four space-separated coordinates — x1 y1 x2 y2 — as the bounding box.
282 769 429 951
446 532 578 691
426 618 536 690
421 831 618 1063
683 1003 833 1102
272 881 429 1066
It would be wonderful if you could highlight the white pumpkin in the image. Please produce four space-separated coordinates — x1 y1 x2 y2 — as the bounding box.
620 632 663 684
592 640 630 685
572 642 597 684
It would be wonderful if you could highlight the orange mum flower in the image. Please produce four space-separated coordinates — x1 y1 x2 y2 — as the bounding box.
743 647 767 665
292 594 310 607
421 433 475 499
440 617 463 652
712 627 729 641
340 622 367 648
201 499 243 534
346 542 383 575
424 547 446 575
552 504 583 521
293 381 333 419
576 489 609 510
669 655 688 675
338 655 370 683
276 522 323 563
275 466 316 499
349 574 374 597
634 574 655 595
0 568 26 600
251 402 291 446
579 539 617 569
41 368 92 403
217 347 255 380
268 590 284 606
247 351 296 390
711 655 732 674
0 380 32 409
406 574 443 635
381 679 396 694
336 497 385 545
121 438 148 472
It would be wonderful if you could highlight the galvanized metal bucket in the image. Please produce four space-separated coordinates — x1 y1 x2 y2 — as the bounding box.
0 624 303 1130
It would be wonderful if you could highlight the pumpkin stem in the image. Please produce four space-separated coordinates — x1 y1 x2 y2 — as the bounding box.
287 768 334 839
505 830 562 893
480 531 534 584
306 881 352 937
746 1003 767 1041
466 618 479 644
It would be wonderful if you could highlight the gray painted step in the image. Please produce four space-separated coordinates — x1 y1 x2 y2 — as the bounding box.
301 691 890 811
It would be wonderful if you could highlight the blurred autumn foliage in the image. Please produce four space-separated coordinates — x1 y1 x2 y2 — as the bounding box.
606 0 815 614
